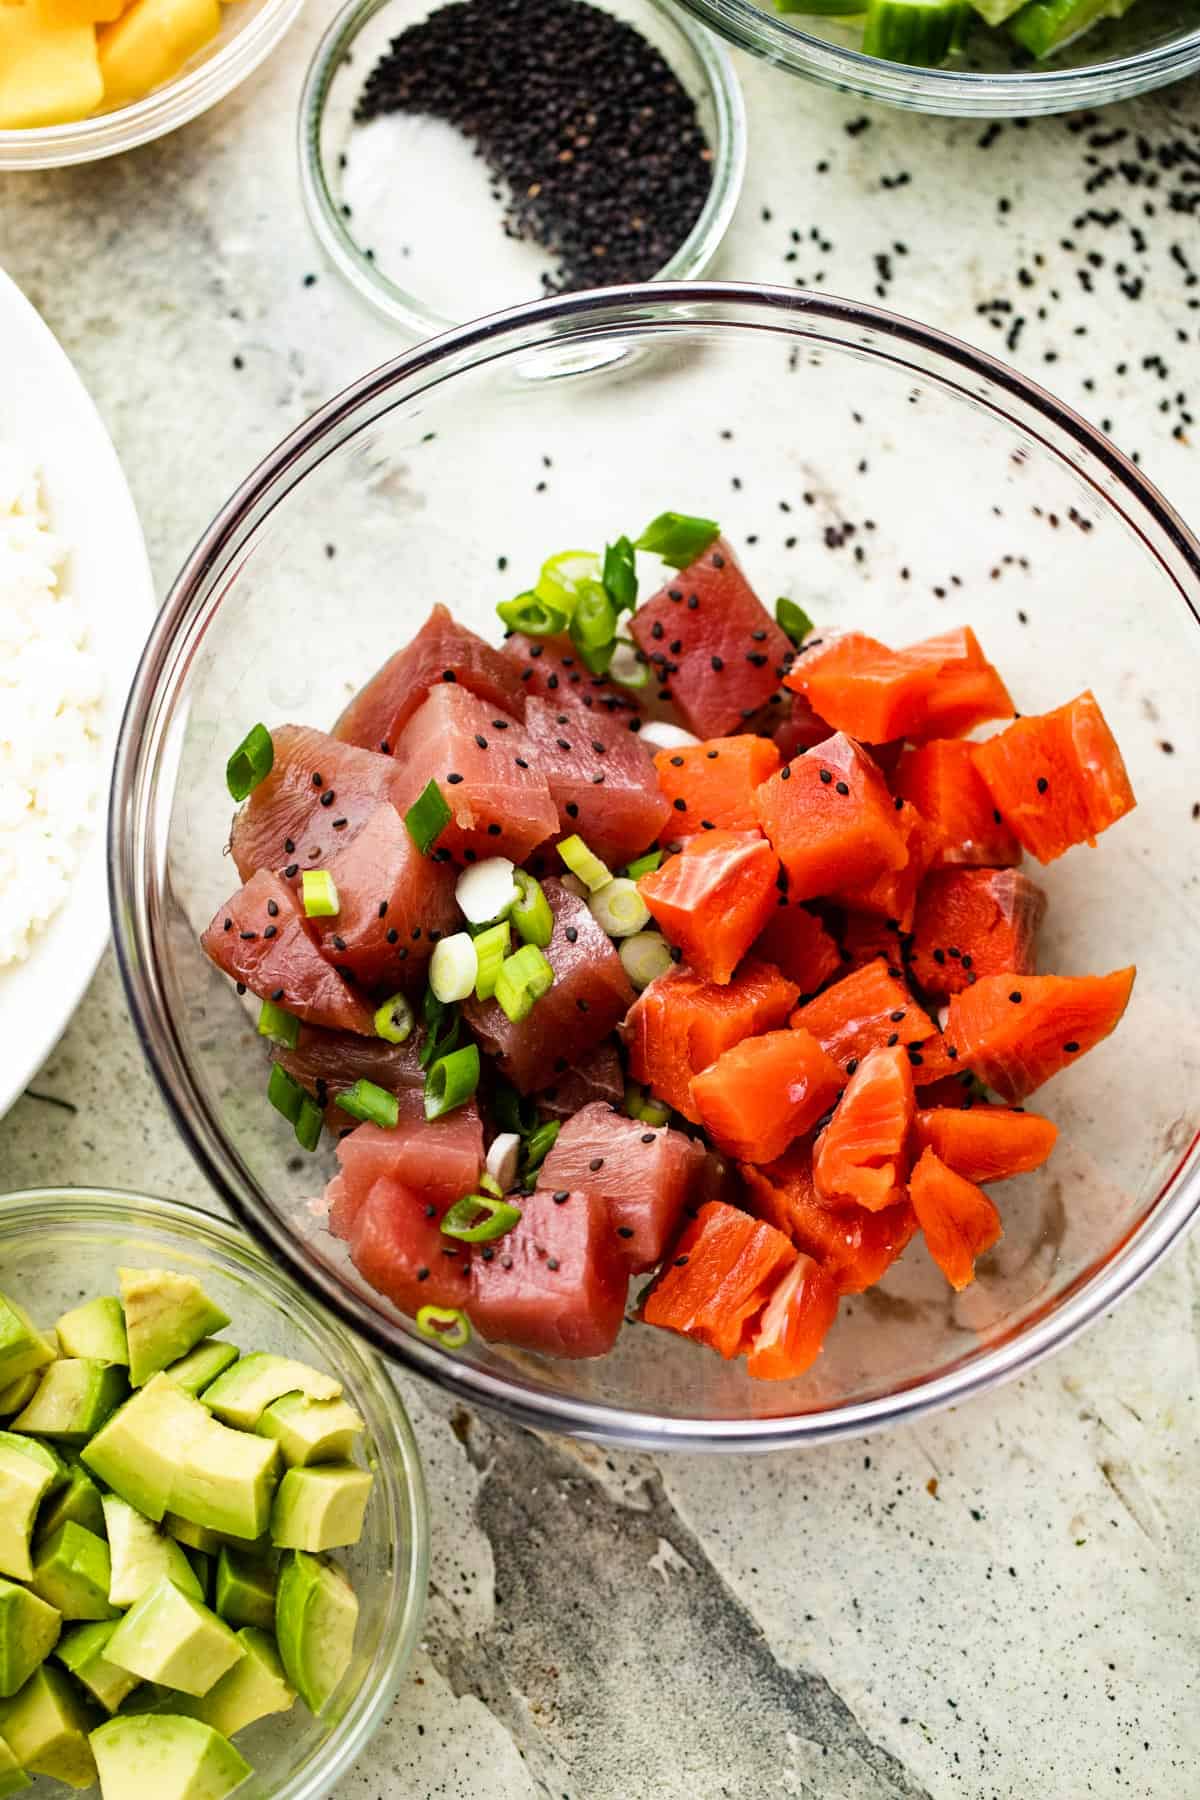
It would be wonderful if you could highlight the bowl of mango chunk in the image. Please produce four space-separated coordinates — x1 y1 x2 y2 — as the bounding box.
0 0 302 167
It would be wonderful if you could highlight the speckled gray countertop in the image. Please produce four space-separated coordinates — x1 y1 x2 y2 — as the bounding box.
2 24 1199 1798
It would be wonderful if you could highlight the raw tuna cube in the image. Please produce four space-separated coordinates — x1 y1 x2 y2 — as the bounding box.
274 1024 425 1128
523 694 669 866
326 1095 484 1238
536 1043 625 1121
389 684 558 865
309 804 458 992
344 1176 473 1315
638 829 780 985
229 726 406 884
624 958 800 1122
754 733 909 902
467 1188 628 1359
537 1101 706 1271
464 880 633 1093
630 537 793 738
334 603 528 750
908 867 1047 998
640 1201 797 1360
202 870 375 1035
504 632 644 721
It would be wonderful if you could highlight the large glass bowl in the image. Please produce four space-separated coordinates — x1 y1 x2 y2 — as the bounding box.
0 1188 428 1798
670 0 1200 115
110 282 1200 1452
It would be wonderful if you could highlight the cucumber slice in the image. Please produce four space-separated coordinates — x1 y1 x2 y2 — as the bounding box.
1010 0 1132 56
862 0 971 61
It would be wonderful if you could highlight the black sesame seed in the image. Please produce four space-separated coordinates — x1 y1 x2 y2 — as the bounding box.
1009 990 1023 1004
266 898 280 918
565 926 578 943
263 925 277 940
641 1132 657 1143
487 823 501 836
320 790 335 808
566 802 580 818
378 900 389 918
617 1226 634 1239
1063 1040 1080 1053
835 780 849 796
780 766 791 781
710 655 724 672
284 839 295 854
271 988 284 1002
819 768 833 785
845 1057 859 1075
673 797 687 812
890 1010 905 1022
886 1032 899 1047
1036 776 1049 794
386 928 399 943
311 773 323 787
447 772 464 784
475 733 488 749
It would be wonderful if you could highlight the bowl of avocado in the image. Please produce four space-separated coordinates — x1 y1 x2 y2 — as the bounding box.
0 1187 429 1800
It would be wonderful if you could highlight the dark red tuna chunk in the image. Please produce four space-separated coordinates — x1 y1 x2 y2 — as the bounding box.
466 1187 627 1358
523 694 669 867
630 537 793 739
538 1101 706 1271
343 1175 472 1316
201 870 375 1034
229 726 406 885
310 804 458 992
273 1023 424 1132
326 1095 484 1238
389 684 558 865
463 879 634 1093
503 631 643 720
536 1042 624 1121
334 603 527 750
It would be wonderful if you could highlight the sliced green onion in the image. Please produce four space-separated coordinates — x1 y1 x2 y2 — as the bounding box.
569 580 617 659
588 877 650 939
418 987 457 1068
626 850 663 880
374 992 415 1044
493 1083 536 1138
415 1305 471 1350
267 1063 304 1126
523 1119 560 1174
424 1043 481 1120
494 944 555 1024
510 870 554 949
496 592 570 637
607 640 651 692
404 779 452 855
775 596 815 647
535 549 602 617
635 511 720 569
478 1171 504 1199
473 920 511 1000
602 536 638 614
440 1194 523 1243
336 1079 400 1129
619 930 674 991
257 1000 299 1049
623 1081 671 1128
456 856 517 925
430 932 479 1005
295 1097 324 1152
558 834 612 893
484 1132 521 1192
226 724 273 802
301 870 339 918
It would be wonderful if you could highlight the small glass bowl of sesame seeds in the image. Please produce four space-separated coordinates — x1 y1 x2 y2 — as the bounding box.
298 0 746 336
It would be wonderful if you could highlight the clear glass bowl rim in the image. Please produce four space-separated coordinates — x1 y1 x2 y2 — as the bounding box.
0 1185 430 1791
110 278 1200 1452
0 0 303 172
296 0 747 336
670 0 1200 116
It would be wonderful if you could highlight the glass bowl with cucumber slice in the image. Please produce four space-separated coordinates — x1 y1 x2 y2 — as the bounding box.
0 1188 428 1800
670 0 1199 114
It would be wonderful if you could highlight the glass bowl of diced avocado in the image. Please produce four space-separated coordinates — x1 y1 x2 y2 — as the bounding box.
0 1187 428 1800
671 0 1199 113
0 0 302 170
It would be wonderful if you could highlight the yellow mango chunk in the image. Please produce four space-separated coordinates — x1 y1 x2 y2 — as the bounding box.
41 0 130 28
97 0 220 108
0 0 103 128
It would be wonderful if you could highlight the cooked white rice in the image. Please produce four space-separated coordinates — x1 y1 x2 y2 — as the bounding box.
0 444 102 969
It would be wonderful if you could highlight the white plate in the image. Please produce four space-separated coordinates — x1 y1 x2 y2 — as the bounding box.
0 267 154 1120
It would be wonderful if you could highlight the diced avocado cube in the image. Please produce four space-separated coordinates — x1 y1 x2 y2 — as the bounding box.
0 1296 55 1391
30 1523 117 1623
12 1360 129 1444
106 1580 244 1698
171 1416 280 1543
203 1354 341 1432
83 1375 208 1521
270 1463 372 1553
101 1496 203 1609
275 1552 358 1715
213 1548 275 1633
36 1462 106 1545
180 1627 294 1738
0 1375 41 1419
163 1342 239 1400
91 1712 250 1800
0 1665 97 1789
184 1549 212 1603
54 1299 129 1368
163 1516 224 1556
256 1392 365 1468
0 1581 61 1700
119 1271 230 1389
0 1733 28 1797
0 1433 69 1496
0 1445 55 1583
55 1622 140 1714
